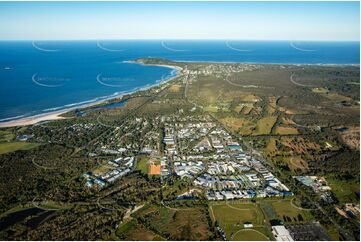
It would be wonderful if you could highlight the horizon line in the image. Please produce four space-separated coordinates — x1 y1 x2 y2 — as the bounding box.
0 39 360 42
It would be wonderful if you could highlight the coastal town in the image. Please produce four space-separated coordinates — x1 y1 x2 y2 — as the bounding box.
81 113 291 203
0 0 359 241
0 58 359 241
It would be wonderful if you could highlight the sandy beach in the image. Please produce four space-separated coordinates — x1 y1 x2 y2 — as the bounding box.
0 63 182 128
0 112 67 128
124 60 183 72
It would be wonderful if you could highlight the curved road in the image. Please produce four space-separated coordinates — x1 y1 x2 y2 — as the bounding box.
289 74 314 87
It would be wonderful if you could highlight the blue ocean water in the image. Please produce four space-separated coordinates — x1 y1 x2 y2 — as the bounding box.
0 40 359 121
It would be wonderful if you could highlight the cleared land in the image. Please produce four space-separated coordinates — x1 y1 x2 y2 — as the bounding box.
169 84 181 92
132 205 212 240
204 105 218 113
253 116 277 135
267 96 277 115
92 164 114 176
220 117 252 133
116 219 165 241
0 142 39 154
285 156 309 172
136 155 149 175
281 137 321 154
0 130 15 142
148 164 161 175
326 176 360 203
338 126 360 150
275 126 299 135
265 138 277 155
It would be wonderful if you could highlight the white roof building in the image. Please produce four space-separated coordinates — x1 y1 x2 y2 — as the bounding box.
272 226 294 241
244 223 253 228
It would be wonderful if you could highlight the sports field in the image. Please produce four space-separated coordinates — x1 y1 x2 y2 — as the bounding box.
209 198 316 240
232 229 270 241
209 201 271 240
259 198 313 224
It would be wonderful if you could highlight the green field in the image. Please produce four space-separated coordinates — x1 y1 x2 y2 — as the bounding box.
327 176 360 203
209 199 314 240
116 219 166 241
232 229 270 241
132 204 212 240
162 179 189 199
33 200 73 210
253 116 277 135
209 201 270 240
0 142 39 154
260 198 313 224
272 200 301 218
275 126 299 135
136 155 149 175
204 105 218 113
259 202 277 220
0 130 15 142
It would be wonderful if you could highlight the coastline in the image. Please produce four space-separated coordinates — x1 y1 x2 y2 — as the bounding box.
0 112 67 128
123 60 184 71
0 62 182 128
174 59 360 66
0 59 358 128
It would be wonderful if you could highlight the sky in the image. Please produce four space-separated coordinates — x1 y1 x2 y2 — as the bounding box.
0 1 359 41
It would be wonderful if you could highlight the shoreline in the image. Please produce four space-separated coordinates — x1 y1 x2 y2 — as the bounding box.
173 59 360 66
0 62 182 128
0 59 358 128
123 60 184 71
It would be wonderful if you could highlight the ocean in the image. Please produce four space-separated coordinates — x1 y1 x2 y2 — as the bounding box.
0 40 359 121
